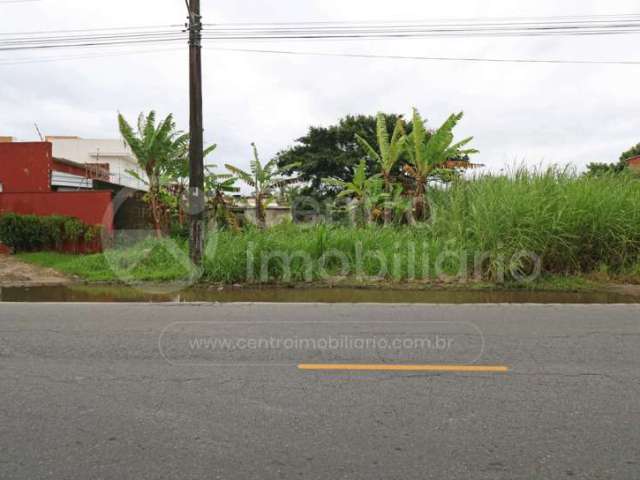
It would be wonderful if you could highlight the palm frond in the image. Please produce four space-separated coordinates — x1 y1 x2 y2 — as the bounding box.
125 169 149 185
398 135 415 165
404 108 432 177
447 136 474 153
322 177 347 188
355 134 381 164
387 119 406 171
423 112 464 169
225 164 256 187
250 142 263 184
410 108 428 163
352 159 368 186
263 156 280 174
375 112 390 164
203 143 217 158
336 190 354 199
212 173 234 180
155 114 176 147
279 161 301 172
142 111 159 151
136 112 147 136
118 113 147 167
219 179 240 192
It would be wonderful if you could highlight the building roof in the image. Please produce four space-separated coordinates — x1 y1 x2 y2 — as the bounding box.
52 156 89 169
45 136 81 141
443 160 485 169
628 155 640 170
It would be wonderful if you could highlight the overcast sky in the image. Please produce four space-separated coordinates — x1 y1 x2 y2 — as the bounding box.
1 0 639 174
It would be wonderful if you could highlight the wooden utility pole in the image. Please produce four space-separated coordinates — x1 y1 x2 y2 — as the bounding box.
187 0 204 265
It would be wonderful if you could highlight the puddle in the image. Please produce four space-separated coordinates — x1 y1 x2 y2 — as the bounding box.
0 284 638 303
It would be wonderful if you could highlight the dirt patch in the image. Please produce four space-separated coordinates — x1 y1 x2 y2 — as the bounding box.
0 255 70 287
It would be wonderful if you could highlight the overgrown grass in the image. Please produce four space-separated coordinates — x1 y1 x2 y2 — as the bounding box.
16 167 640 286
17 238 192 282
432 167 640 276
17 252 115 281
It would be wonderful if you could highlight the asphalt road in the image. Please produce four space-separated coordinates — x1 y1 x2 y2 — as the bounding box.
1 303 639 479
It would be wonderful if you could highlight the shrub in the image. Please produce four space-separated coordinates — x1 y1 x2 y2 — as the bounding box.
0 213 102 252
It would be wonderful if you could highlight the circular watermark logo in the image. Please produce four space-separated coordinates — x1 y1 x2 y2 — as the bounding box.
101 187 217 294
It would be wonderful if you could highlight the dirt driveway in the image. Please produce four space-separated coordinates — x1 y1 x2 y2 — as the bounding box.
0 255 69 287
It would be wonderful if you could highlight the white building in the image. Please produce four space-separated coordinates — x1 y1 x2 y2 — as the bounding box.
46 136 148 190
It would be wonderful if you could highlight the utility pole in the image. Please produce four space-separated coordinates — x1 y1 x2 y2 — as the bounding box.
186 0 204 265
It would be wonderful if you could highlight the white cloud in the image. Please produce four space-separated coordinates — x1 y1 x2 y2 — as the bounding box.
1 0 639 174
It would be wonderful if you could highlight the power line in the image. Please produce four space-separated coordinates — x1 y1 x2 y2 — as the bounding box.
0 32 184 47
0 24 181 36
198 17 640 40
202 16 640 31
0 46 183 66
206 46 640 65
198 13 640 39
2 42 637 67
0 38 185 52
2 28 638 53
200 29 640 41
1 14 640 57
202 13 640 27
2 14 640 53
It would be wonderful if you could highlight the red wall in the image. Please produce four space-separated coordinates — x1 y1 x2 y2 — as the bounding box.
0 142 52 193
0 191 114 233
0 143 115 252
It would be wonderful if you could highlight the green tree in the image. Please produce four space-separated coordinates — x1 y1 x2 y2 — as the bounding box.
355 113 405 223
585 162 626 176
276 114 409 198
225 143 299 229
323 159 384 227
401 109 478 221
118 111 189 236
163 143 217 229
586 141 640 176
620 142 640 163
204 165 239 230
119 111 218 235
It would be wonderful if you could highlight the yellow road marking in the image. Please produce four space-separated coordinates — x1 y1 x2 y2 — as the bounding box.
298 364 509 373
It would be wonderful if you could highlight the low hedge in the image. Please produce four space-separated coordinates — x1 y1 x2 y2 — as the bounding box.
0 213 102 252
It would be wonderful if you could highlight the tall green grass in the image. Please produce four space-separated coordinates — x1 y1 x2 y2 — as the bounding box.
17 167 640 284
432 167 640 276
205 224 446 283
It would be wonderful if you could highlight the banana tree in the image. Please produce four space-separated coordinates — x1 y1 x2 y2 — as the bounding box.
323 159 384 227
225 143 299 229
162 143 217 228
388 184 415 226
355 113 405 223
204 165 240 230
118 111 189 236
401 109 478 221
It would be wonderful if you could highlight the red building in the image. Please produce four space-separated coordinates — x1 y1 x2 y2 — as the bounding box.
0 141 114 233
0 141 152 252
628 155 640 172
